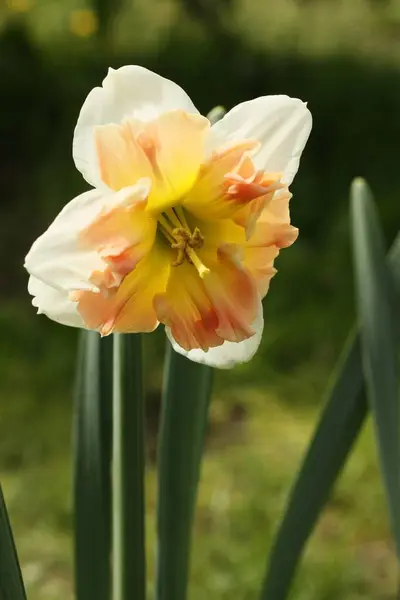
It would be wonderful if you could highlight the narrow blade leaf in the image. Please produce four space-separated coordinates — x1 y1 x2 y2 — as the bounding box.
73 331 113 600
112 333 146 600
260 332 368 600
351 177 400 554
0 484 27 600
156 345 214 600
260 222 400 600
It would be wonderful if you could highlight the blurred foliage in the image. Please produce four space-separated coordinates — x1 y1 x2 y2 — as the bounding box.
0 0 400 598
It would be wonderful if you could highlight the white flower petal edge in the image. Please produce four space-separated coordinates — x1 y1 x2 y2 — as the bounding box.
28 276 84 328
73 66 200 187
24 180 150 294
166 305 264 369
210 95 312 185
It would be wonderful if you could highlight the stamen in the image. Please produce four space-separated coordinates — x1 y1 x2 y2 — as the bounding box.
171 228 190 267
188 227 204 250
165 208 182 229
157 207 207 272
158 214 175 243
175 206 190 230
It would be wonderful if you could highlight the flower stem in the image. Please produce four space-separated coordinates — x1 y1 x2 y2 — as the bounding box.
112 333 146 600
156 344 214 600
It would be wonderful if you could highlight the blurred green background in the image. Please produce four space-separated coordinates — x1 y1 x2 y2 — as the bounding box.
0 0 399 598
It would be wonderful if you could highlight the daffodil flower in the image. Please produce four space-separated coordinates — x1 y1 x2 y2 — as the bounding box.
25 66 312 368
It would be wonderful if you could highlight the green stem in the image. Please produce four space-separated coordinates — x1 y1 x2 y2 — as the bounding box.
112 333 146 600
73 332 112 600
156 344 214 600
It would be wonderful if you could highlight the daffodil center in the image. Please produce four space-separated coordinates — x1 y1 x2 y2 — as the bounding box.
157 207 208 276
170 226 204 266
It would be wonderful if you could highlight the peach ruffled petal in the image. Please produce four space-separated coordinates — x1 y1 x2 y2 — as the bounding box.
183 141 284 239
142 110 210 210
79 186 157 285
166 302 264 368
153 262 223 352
229 160 285 238
95 122 153 191
182 140 258 217
202 244 259 343
95 110 210 211
243 190 298 296
153 243 259 351
72 244 170 335
243 245 279 298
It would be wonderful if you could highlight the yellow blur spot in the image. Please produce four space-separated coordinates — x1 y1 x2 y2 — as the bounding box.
7 0 32 13
69 9 98 38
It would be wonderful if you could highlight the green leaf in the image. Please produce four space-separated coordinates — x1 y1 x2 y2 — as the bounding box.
0 484 27 600
73 331 112 600
351 177 400 554
259 331 368 600
259 216 400 600
112 333 146 600
156 345 214 600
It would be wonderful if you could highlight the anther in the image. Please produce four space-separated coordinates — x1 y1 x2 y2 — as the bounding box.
171 229 190 267
170 227 205 267
188 227 204 250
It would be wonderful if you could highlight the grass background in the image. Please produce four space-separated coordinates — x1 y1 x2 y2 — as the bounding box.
1 0 400 598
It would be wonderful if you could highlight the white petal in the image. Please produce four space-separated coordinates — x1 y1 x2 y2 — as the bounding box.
166 305 264 369
209 96 312 185
28 276 84 328
73 66 199 187
24 182 150 293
